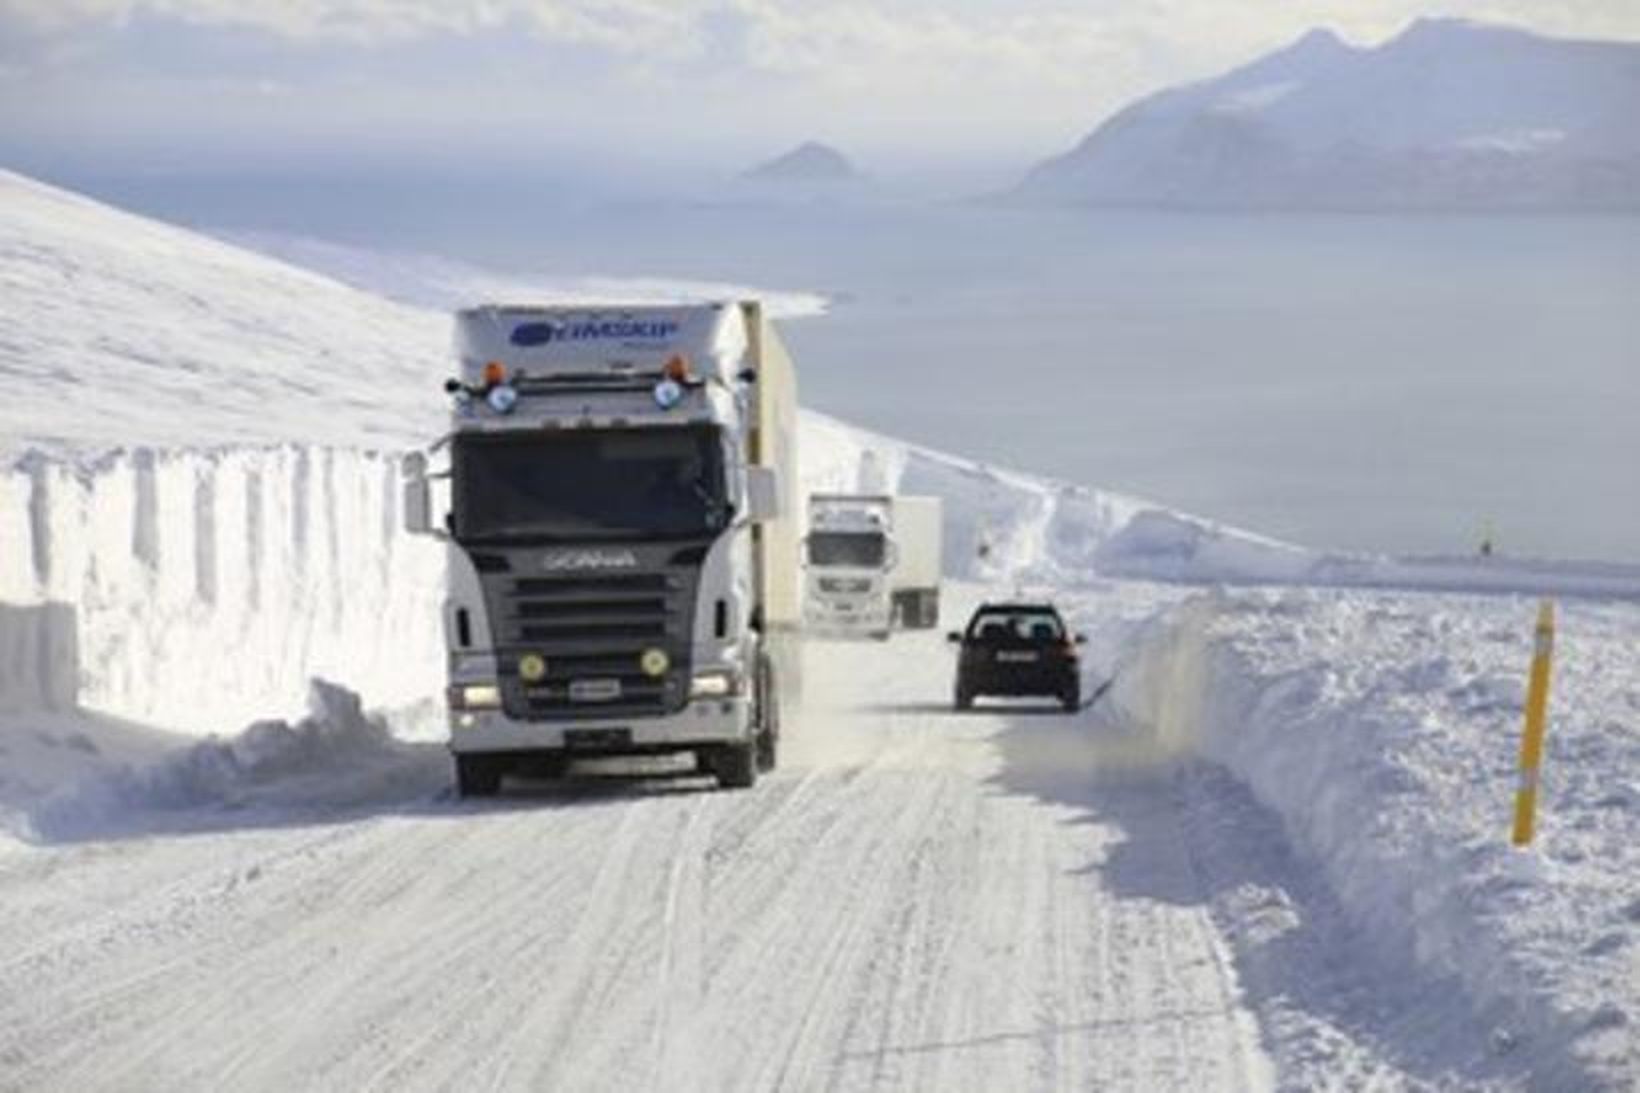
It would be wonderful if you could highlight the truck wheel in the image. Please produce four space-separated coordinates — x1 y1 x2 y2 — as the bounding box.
716 740 758 790
755 655 780 773
920 591 941 630
455 755 503 798
1061 686 1081 713
954 685 973 711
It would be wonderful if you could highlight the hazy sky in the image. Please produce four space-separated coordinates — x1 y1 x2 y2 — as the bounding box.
3 1 1638 174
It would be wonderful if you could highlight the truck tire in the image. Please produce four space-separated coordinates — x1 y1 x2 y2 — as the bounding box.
755 655 779 773
455 755 503 798
919 589 941 630
716 739 758 790
1061 684 1081 713
954 685 974 711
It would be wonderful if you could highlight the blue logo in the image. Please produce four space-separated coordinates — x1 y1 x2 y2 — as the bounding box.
511 319 679 347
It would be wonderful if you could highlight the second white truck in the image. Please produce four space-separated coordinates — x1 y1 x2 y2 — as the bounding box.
803 493 943 638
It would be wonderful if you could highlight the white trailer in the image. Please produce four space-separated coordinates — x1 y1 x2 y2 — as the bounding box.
889 495 942 630
403 301 798 794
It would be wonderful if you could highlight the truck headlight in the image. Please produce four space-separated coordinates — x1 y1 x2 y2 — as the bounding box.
450 683 502 710
690 670 741 698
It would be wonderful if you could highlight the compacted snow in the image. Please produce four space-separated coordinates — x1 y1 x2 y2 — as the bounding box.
2 169 1636 1090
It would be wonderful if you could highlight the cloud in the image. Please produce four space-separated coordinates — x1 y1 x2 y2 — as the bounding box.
2 1 1637 165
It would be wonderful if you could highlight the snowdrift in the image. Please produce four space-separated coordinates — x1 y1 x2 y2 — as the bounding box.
22 680 446 844
1113 589 1640 1086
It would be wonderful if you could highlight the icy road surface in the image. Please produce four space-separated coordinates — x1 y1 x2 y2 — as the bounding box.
3 613 1533 1092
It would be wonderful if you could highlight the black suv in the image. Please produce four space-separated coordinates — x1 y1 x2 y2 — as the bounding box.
948 603 1085 712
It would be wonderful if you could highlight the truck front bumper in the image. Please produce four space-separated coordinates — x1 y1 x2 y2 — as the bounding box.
448 694 753 756
805 599 890 637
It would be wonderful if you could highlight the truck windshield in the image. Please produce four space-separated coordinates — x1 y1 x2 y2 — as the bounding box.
452 426 728 542
808 531 886 568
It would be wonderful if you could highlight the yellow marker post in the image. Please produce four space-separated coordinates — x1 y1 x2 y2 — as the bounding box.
1511 599 1556 847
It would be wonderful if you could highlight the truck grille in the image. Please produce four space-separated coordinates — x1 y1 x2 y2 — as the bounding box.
480 563 701 721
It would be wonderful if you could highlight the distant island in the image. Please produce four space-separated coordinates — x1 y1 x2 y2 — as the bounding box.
743 142 861 183
1013 18 1640 211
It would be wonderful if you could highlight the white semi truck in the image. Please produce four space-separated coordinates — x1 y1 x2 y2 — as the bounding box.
804 494 894 639
803 493 943 638
403 302 801 796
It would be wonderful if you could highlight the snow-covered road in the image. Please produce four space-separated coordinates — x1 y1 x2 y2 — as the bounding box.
0 615 1290 1092
6 588 1557 1093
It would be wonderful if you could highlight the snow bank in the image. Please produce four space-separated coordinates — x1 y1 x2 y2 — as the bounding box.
23 680 446 843
1113 588 1640 1087
0 445 444 736
797 410 1151 588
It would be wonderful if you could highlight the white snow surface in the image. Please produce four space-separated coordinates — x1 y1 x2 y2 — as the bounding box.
2 168 1638 1089
1112 590 1640 1086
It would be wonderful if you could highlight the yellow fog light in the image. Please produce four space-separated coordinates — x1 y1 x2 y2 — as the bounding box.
518 653 548 683
639 647 671 677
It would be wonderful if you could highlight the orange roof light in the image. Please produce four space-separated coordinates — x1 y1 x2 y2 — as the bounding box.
663 355 692 382
482 361 507 387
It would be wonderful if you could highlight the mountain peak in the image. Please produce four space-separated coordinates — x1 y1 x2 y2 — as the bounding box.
1385 16 1517 50
1291 27 1347 53
1013 20 1640 211
744 142 859 183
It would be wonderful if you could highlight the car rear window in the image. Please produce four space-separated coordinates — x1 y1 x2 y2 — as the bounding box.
968 611 1064 642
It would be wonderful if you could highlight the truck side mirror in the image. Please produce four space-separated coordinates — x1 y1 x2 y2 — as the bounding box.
1074 634 1088 645
946 631 963 643
745 466 781 523
402 452 439 537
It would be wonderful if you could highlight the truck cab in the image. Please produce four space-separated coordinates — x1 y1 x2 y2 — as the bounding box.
804 493 895 640
404 302 799 795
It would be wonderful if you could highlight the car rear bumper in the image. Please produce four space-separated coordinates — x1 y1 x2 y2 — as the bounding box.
958 666 1077 696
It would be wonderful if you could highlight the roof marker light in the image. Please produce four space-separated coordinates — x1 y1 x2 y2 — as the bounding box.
663 355 692 382
482 361 507 388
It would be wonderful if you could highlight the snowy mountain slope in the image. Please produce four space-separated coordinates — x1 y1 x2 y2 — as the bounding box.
1016 19 1640 210
0 170 446 457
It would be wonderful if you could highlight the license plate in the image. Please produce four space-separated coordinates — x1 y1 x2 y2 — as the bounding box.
565 728 632 751
996 651 1038 663
569 678 622 702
